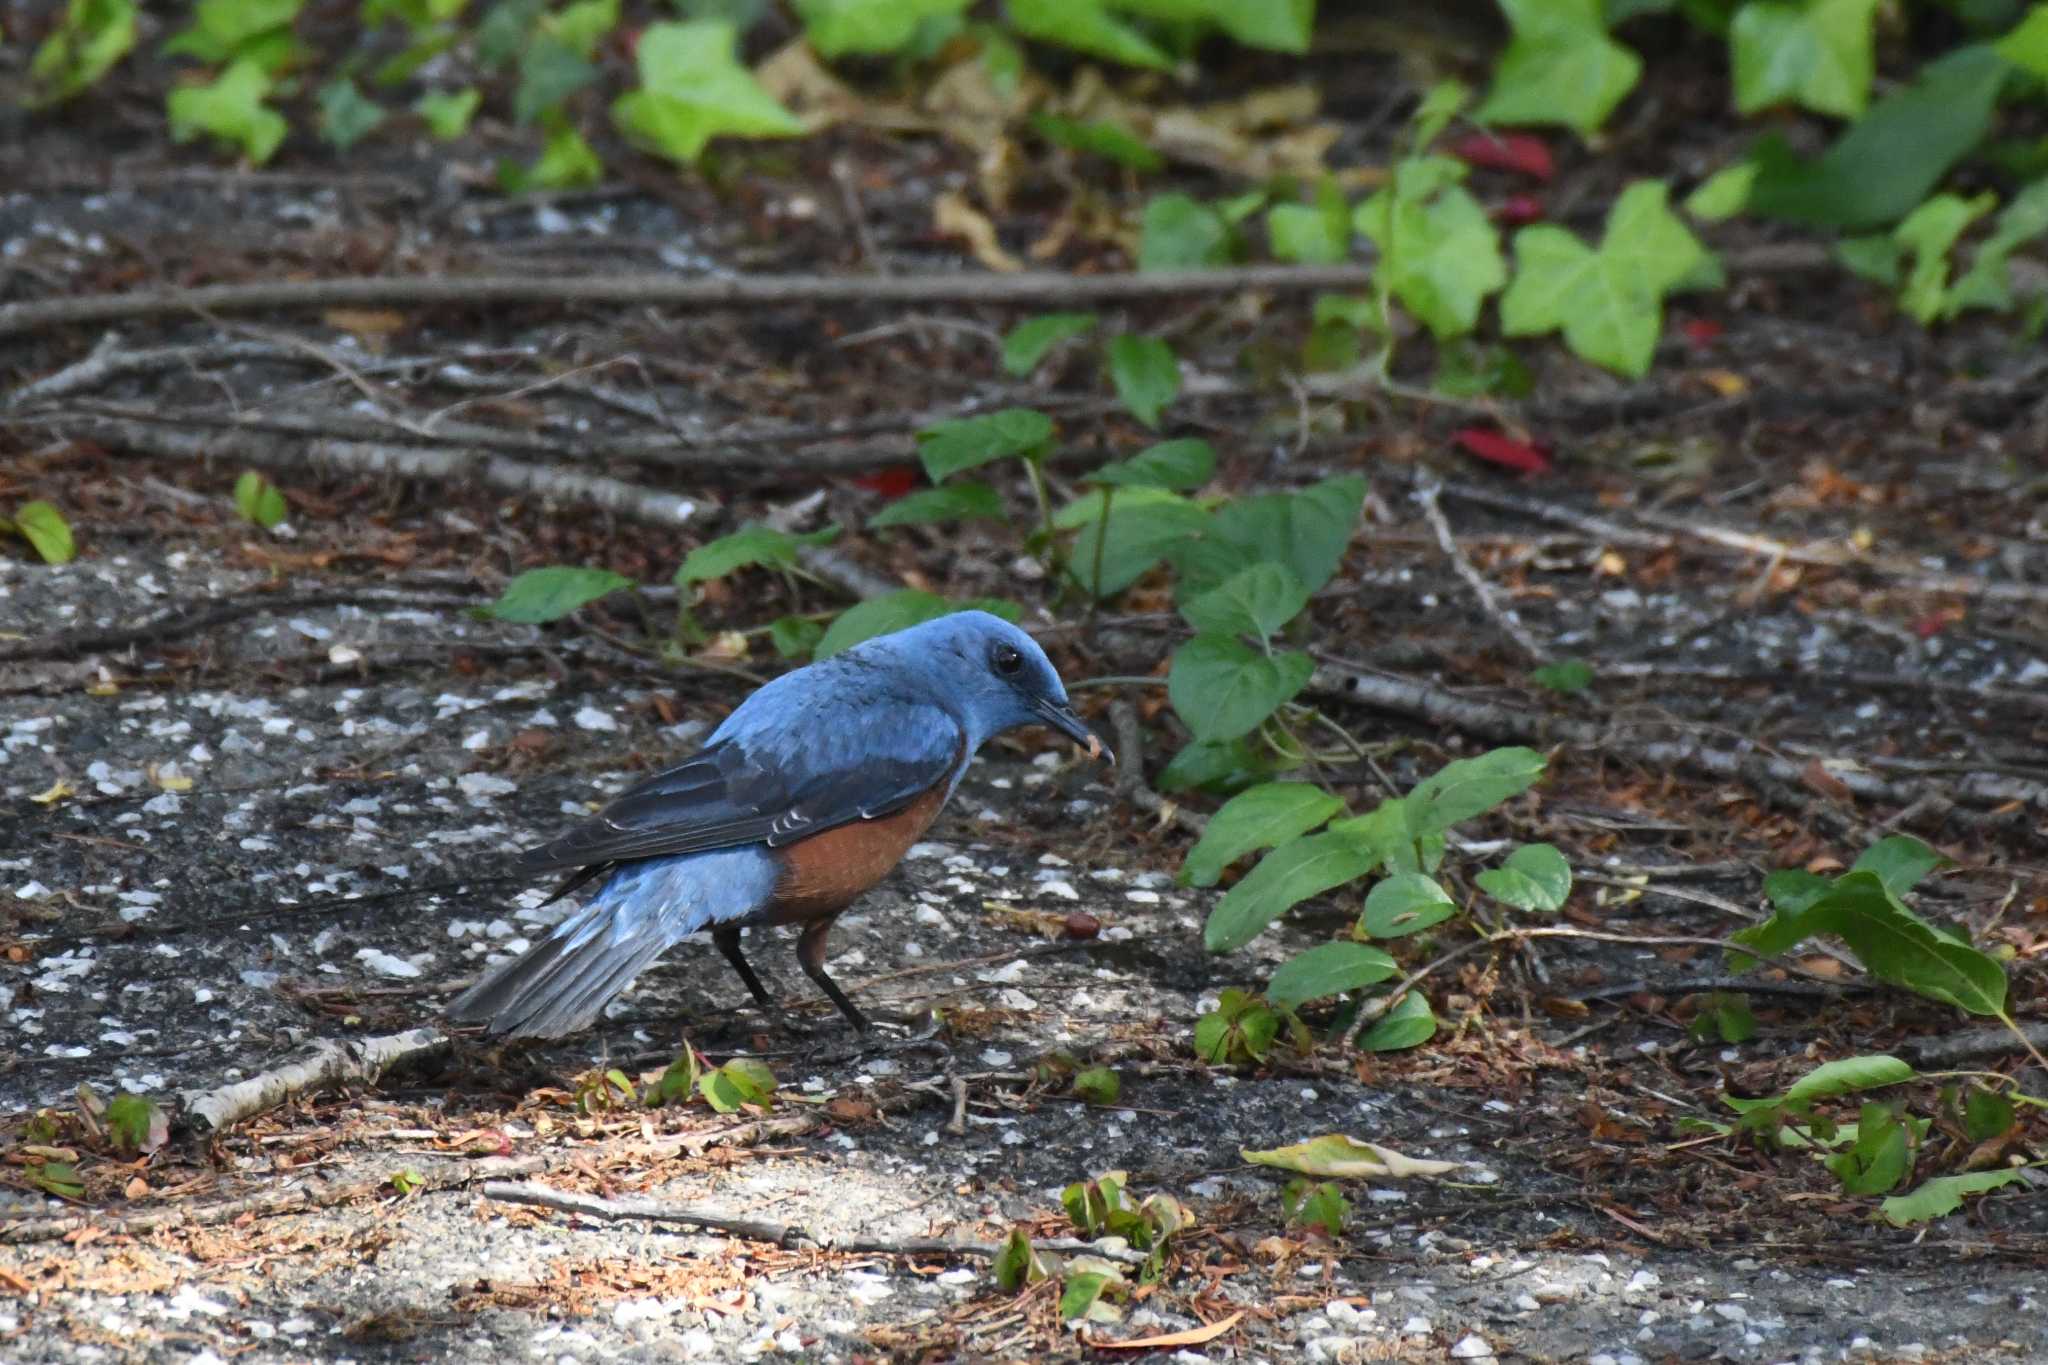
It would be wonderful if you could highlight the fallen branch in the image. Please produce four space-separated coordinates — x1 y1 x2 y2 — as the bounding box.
1307 662 2048 816
177 1028 450 1137
1901 1022 2048 1067
479 1179 1150 1264
0 265 1376 339
46 413 705 528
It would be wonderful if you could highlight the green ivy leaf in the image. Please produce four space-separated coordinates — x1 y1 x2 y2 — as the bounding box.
814 589 951 658
318 78 385 150
1204 830 1382 953
1530 658 1593 693
1473 842 1572 912
1360 873 1457 938
768 615 824 659
1358 990 1438 1051
500 121 603 192
29 0 138 107
1179 475 1366 599
1268 942 1399 1009
1058 487 1210 597
917 408 1054 482
1964 1086 2017 1143
167 59 289 164
1730 0 1878 118
1008 0 1171 69
1947 178 2048 314
1825 1102 1910 1194
992 1227 1046 1289
1684 162 1757 221
796 0 972 56
1179 562 1309 641
1477 0 1642 135
1403 746 1548 841
1071 1066 1121 1105
1500 181 1716 376
1138 194 1236 270
652 1046 702 1105
1180 782 1342 888
513 32 595 125
1168 635 1314 743
548 0 620 57
1746 44 2007 230
1031 114 1163 171
1057 1270 1121 1323
1208 0 1315 53
1732 871 2006 1015
1880 1168 2028 1227
415 87 482 139
1892 193 1998 324
1268 179 1351 265
676 525 837 585
1155 734 1272 797
1849 835 1946 897
1997 3 2048 76
1087 438 1214 490
698 1057 777 1113
162 0 302 67
1001 313 1098 376
1106 335 1179 428
611 20 804 165
1283 1178 1350 1235
11 501 77 565
106 1095 168 1155
483 566 634 622
867 482 1004 529
1354 158 1505 339
233 471 288 529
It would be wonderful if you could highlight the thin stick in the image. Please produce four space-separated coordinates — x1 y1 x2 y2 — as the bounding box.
1415 476 1546 663
0 265 1377 339
479 1180 1150 1263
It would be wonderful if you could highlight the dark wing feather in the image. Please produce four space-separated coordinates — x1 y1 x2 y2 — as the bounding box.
516 708 963 877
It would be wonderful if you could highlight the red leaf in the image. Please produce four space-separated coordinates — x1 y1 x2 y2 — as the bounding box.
1912 614 1948 639
1449 132 1555 182
1453 427 1552 475
852 465 918 500
1492 194 1546 226
1679 318 1723 347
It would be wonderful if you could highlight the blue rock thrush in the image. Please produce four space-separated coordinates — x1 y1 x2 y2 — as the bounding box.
446 611 1107 1037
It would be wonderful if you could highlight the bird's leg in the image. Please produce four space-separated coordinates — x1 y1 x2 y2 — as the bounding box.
712 925 776 1013
796 915 870 1032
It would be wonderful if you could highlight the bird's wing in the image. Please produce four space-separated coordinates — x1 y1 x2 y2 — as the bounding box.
515 698 964 876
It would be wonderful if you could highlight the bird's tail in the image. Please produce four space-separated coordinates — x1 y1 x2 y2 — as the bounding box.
446 895 673 1039
446 848 782 1039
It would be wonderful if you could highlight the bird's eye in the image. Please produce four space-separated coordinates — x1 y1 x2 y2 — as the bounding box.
991 643 1024 676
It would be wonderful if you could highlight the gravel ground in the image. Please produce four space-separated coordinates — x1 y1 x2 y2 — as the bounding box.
6 548 2047 1364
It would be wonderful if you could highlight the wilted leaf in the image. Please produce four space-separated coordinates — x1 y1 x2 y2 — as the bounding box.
1241 1134 1459 1179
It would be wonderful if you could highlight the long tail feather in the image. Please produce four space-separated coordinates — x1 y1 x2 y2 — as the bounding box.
446 846 782 1039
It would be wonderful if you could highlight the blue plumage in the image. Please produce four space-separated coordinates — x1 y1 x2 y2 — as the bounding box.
447 611 1105 1038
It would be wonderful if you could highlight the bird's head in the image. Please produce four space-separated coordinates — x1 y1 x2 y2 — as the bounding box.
862 610 1110 761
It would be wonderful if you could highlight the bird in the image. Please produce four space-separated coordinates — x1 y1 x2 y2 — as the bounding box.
446 610 1108 1039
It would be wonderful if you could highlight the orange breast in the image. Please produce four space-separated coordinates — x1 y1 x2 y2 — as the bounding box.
768 774 954 921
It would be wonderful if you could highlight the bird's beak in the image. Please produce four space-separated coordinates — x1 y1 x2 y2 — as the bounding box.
1035 697 1113 764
